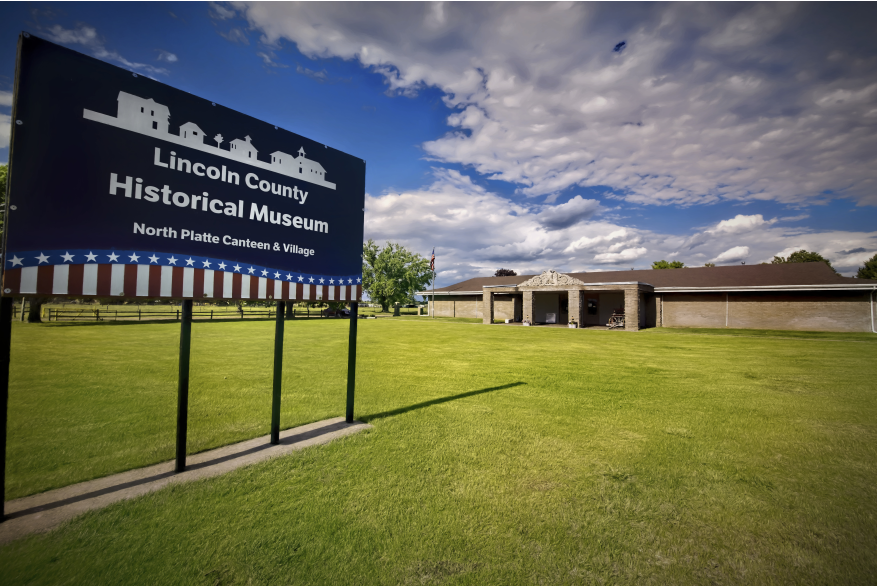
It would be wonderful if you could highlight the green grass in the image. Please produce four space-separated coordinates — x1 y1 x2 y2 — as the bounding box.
1 321 876 584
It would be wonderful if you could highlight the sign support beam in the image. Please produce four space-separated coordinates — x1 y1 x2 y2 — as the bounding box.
271 301 285 445
175 300 193 473
0 297 13 522
346 301 358 423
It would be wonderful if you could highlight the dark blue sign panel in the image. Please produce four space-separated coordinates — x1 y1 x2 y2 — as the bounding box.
3 33 365 300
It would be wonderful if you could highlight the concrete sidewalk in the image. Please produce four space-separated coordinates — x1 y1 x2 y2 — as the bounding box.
0 417 371 545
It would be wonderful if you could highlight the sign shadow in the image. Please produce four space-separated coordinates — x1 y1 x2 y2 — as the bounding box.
361 381 527 422
4 420 357 521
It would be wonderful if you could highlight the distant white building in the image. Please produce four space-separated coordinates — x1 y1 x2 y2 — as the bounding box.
180 122 206 145
229 135 258 161
270 147 328 184
116 91 169 134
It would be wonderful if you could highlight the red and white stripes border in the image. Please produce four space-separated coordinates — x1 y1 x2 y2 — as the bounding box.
3 264 362 301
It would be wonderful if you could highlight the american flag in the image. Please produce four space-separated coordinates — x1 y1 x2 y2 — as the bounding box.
429 248 435 272
2 249 362 302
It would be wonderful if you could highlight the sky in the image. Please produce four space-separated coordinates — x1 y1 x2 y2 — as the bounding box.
1 1 875 285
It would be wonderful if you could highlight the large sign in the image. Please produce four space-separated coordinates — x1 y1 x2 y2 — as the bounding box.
3 33 365 302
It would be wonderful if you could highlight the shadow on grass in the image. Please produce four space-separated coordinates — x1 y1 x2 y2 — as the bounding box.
5 384 525 521
361 381 527 422
5 420 357 520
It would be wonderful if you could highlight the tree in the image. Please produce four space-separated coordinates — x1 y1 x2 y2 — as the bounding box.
771 249 838 274
651 260 685 269
857 253 877 280
494 268 517 277
703 262 716 267
362 240 432 312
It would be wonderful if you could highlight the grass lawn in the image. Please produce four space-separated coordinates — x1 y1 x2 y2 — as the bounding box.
1 320 876 584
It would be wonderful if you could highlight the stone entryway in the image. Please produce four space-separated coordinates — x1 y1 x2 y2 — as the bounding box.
482 270 653 331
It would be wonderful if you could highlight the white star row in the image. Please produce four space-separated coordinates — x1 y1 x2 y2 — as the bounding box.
5 252 362 285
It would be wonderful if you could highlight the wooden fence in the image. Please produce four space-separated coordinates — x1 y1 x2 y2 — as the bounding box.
43 307 344 322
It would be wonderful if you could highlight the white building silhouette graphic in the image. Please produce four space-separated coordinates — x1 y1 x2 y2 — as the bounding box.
117 92 170 134
180 122 206 144
83 91 336 190
230 135 257 161
271 147 328 185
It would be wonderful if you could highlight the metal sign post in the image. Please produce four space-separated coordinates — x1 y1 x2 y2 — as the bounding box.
0 297 12 520
271 301 285 444
346 302 358 423
175 300 193 472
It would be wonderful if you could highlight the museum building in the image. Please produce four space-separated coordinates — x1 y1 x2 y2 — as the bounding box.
417 263 877 333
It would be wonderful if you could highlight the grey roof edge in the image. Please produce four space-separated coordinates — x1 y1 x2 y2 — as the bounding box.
417 282 877 296
415 290 483 295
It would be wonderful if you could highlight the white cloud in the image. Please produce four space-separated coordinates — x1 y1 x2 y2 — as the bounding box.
232 2 877 207
209 2 237 20
364 168 653 279
834 248 876 268
682 213 877 271
712 214 776 235
364 173 877 281
593 247 648 264
219 27 250 45
0 91 12 107
685 213 774 250
564 228 634 254
256 51 288 68
157 50 178 63
0 113 10 150
44 23 99 45
219 3 877 280
44 24 169 76
712 246 750 264
296 65 328 82
535 196 602 229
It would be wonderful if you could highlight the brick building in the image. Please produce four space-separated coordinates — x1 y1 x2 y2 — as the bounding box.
417 263 877 333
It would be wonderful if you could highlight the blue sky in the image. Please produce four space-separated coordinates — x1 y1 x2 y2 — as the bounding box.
1 2 875 283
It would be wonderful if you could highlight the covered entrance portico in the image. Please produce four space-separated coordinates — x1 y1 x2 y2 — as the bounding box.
482 270 653 332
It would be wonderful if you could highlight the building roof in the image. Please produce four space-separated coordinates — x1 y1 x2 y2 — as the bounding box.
422 263 877 294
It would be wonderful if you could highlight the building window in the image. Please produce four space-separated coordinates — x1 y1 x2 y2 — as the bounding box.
587 299 598 315
152 121 158 130
140 107 144 113
151 110 154 116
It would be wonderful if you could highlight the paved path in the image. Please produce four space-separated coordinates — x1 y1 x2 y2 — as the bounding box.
0 417 371 545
